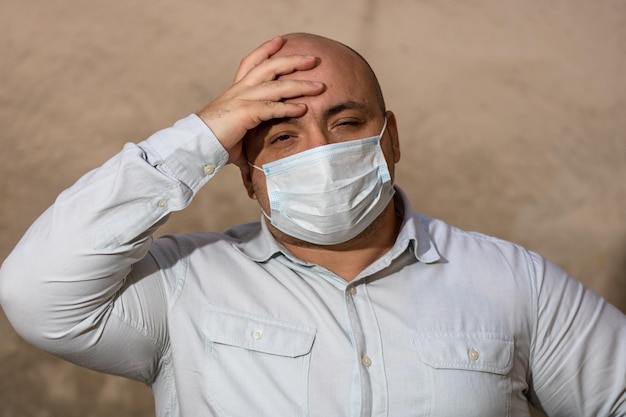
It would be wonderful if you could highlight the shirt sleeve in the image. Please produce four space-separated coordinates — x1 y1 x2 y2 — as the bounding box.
0 114 228 383
527 252 626 416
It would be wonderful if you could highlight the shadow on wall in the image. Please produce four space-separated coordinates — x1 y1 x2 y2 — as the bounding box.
0 337 154 417
607 237 626 312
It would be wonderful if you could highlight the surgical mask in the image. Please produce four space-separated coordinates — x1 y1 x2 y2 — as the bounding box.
249 119 395 245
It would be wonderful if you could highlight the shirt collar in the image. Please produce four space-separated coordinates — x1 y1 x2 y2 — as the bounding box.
232 185 441 265
392 186 441 264
230 217 285 262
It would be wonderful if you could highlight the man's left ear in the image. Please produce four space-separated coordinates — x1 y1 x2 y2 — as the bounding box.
385 110 401 163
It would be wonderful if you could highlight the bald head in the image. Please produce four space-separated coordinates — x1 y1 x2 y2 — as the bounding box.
277 33 386 113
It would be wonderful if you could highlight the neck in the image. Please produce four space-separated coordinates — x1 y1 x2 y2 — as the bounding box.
278 202 401 281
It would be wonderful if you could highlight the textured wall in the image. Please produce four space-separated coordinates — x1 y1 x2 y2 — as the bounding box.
1 0 625 415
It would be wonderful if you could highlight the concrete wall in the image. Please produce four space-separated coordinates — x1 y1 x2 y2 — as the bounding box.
1 0 624 415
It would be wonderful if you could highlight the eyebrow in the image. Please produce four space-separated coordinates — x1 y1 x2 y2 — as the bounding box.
276 101 372 127
323 101 371 119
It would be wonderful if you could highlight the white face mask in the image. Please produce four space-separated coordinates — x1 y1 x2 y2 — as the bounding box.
249 118 395 245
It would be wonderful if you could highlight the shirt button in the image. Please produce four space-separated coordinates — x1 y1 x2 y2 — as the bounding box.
156 199 167 209
348 286 357 295
468 348 480 361
203 164 216 175
361 355 372 367
252 330 263 341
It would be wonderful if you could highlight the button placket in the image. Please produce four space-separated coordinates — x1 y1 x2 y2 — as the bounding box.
344 282 387 415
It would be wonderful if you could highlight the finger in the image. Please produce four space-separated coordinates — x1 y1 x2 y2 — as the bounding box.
198 102 309 152
240 55 318 86
239 79 325 103
244 102 309 126
234 36 284 82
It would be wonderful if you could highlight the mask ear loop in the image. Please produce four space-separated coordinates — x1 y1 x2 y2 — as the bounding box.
246 161 273 223
379 117 388 138
248 161 265 173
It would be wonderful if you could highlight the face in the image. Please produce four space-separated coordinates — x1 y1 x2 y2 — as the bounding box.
241 35 401 242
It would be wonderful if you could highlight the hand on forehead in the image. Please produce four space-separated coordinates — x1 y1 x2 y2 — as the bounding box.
240 34 387 161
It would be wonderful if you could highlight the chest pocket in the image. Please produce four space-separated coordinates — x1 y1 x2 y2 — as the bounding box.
414 333 514 417
203 304 316 417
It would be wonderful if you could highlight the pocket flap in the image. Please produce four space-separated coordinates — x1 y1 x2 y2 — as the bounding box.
204 304 316 358
414 333 514 375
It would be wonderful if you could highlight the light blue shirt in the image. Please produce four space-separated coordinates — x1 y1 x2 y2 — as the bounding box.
1 115 625 417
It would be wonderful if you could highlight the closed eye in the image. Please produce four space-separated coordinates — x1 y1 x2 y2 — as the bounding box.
333 117 364 127
331 119 366 135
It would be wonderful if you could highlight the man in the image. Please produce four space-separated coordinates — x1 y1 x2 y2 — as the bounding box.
0 33 624 416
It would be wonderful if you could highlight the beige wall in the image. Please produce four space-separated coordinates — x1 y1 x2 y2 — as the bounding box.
1 0 624 415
